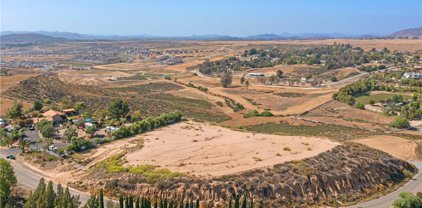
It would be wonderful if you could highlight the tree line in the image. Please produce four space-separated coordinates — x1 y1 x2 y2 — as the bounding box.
111 111 183 139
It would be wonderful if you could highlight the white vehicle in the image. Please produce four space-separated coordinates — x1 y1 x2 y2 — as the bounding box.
48 145 58 151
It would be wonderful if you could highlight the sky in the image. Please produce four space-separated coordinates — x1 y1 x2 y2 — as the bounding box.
1 0 421 36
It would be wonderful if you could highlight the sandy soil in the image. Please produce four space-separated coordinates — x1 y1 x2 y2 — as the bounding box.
355 135 421 161
58 70 135 86
125 121 337 177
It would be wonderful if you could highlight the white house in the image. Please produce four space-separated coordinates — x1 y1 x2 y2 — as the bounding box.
247 73 265 77
402 72 422 79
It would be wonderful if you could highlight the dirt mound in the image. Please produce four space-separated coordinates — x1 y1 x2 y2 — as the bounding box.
88 143 415 207
124 121 338 176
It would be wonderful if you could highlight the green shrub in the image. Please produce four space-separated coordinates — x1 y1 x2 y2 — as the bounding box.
260 110 274 117
355 103 365 109
246 110 259 118
391 117 410 129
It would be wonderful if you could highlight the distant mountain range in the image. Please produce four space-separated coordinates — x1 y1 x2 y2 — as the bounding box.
1 27 420 43
388 27 422 38
0 33 67 43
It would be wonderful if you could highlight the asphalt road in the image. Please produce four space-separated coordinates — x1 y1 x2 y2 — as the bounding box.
346 161 422 208
0 148 92 205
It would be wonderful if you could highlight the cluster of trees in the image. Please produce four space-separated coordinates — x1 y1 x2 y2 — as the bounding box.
111 111 183 139
187 82 208 92
24 178 80 208
359 65 386 72
36 120 55 138
381 94 422 120
225 98 245 112
0 158 17 207
199 44 402 76
245 110 273 118
392 192 422 208
333 78 378 105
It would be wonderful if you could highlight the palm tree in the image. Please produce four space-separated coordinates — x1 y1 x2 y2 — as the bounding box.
18 139 29 153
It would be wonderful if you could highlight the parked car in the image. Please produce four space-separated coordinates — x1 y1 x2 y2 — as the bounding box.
28 124 36 131
6 155 16 160
48 145 58 151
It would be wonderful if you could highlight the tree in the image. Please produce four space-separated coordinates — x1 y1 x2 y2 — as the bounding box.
108 99 130 120
220 71 233 88
240 76 245 85
276 70 283 79
392 116 410 129
25 178 80 208
38 121 55 138
0 158 17 206
234 196 240 208
6 102 23 119
85 125 97 138
241 194 247 208
392 192 422 208
74 102 87 114
244 80 250 90
93 109 108 127
44 181 56 208
119 194 124 208
33 101 43 111
131 110 142 122
99 189 104 208
84 194 98 208
18 138 29 153
64 126 78 142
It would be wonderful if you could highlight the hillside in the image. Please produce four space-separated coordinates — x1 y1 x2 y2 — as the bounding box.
0 33 67 44
388 27 422 38
78 143 416 207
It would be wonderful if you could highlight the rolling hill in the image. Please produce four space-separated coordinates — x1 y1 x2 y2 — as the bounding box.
388 27 422 38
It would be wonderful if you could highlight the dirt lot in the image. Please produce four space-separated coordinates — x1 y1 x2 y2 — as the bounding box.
355 135 421 161
124 121 338 177
306 100 394 125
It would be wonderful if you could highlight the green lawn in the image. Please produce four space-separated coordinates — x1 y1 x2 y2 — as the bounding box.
355 93 410 104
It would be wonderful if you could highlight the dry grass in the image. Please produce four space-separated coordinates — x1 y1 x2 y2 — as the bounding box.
124 121 337 177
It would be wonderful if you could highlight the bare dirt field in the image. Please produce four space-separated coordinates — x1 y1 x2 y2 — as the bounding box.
355 135 421 161
306 100 394 125
124 121 338 177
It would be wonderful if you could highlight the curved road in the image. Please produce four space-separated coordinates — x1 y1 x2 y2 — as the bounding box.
345 161 422 208
0 149 92 205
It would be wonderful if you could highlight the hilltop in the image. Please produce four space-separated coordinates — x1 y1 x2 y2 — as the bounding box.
388 26 422 38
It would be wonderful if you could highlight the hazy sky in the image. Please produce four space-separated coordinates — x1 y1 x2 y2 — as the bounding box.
1 0 421 36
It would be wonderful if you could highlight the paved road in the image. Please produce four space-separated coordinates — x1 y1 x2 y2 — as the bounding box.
0 148 92 205
346 161 422 208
